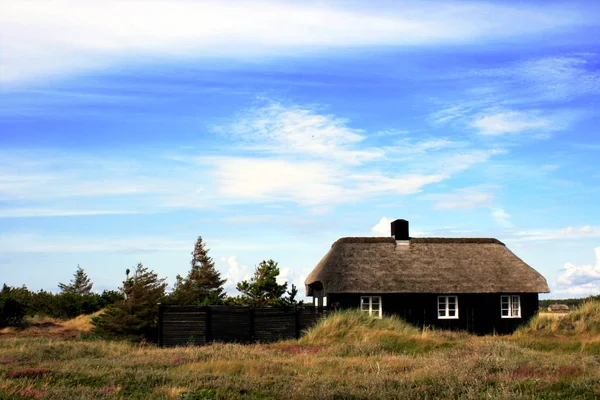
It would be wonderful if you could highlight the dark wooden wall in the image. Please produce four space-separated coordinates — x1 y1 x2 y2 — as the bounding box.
159 305 328 347
327 292 538 335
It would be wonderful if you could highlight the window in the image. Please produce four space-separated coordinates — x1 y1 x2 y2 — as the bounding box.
360 296 382 318
438 296 458 319
501 295 521 318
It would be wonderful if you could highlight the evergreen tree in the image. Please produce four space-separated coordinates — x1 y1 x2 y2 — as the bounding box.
236 259 288 306
170 236 226 305
58 265 93 295
92 263 167 341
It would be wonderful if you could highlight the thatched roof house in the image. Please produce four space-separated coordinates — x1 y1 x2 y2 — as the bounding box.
305 219 549 334
305 237 549 296
547 304 569 312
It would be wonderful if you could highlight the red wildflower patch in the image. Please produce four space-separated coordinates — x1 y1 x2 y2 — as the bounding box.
14 389 46 399
511 364 584 381
276 344 324 355
7 367 52 379
1 355 20 365
511 364 539 380
171 357 184 365
555 365 584 378
102 385 121 394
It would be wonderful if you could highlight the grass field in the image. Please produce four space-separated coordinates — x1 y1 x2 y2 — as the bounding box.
1 305 600 399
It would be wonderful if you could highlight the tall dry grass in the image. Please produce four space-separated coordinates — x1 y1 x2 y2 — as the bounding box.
519 300 600 336
0 303 599 399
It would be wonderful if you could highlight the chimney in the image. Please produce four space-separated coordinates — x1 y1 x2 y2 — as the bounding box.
391 219 409 240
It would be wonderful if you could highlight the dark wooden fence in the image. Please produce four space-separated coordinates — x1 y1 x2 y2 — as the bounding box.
158 305 328 347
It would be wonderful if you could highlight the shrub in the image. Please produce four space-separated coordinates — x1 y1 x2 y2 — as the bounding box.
0 285 27 327
92 263 167 341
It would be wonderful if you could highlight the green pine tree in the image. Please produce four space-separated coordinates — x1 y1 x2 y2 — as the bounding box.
58 265 93 295
170 237 226 305
236 259 288 306
92 263 167 341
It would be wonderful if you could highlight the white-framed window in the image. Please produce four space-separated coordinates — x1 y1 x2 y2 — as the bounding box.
438 296 458 319
360 296 382 318
501 295 521 318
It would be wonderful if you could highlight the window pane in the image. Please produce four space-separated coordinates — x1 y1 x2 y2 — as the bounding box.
448 297 456 304
448 310 455 317
361 297 369 304
439 297 447 306
502 309 509 316
439 309 446 317
361 303 370 311
371 297 380 304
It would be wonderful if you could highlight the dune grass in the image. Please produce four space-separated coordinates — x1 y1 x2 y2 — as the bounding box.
1 305 600 399
519 300 600 337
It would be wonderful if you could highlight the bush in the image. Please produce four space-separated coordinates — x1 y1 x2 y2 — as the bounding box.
92 263 167 342
0 285 28 327
0 284 124 324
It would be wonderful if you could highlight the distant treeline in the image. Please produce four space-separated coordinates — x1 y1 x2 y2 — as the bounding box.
1 236 300 343
539 297 598 309
0 286 123 327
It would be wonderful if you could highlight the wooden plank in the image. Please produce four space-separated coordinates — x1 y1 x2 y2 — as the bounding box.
159 305 329 347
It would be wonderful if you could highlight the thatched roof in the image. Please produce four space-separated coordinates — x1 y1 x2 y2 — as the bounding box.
548 304 569 312
305 237 549 295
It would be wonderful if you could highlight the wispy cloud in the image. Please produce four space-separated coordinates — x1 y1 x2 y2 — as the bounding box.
220 103 382 164
0 209 145 218
477 56 600 102
471 110 556 136
431 54 598 139
1 1 592 84
510 225 600 242
421 186 496 210
491 208 513 229
0 233 191 253
0 102 502 214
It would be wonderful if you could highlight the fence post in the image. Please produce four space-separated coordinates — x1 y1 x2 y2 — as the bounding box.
295 306 300 339
206 306 212 344
157 303 163 347
249 308 255 342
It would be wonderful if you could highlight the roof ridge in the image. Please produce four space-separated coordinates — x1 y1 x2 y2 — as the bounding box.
333 237 504 246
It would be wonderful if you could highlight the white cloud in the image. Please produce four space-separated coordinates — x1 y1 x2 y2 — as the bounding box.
205 156 447 206
0 103 501 213
472 110 555 136
491 208 513 228
486 56 600 102
555 248 600 296
0 1 589 84
512 225 600 241
209 157 345 206
372 217 394 235
432 55 595 138
222 103 382 164
221 256 251 295
0 233 190 253
421 187 495 210
0 208 144 218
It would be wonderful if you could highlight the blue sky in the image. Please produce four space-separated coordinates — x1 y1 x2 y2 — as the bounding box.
1 0 600 299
